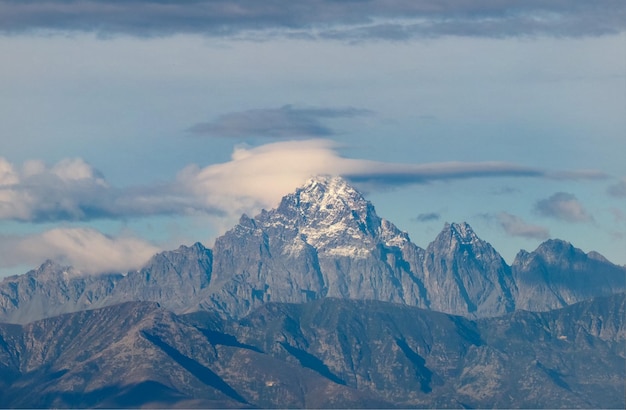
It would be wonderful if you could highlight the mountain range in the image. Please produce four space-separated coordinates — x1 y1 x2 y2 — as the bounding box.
0 175 624 408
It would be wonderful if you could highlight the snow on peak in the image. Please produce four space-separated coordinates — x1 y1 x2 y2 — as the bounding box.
271 175 409 256
287 175 369 225
298 175 363 206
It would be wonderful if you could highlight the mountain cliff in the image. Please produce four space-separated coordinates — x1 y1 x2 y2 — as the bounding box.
0 176 624 324
422 222 516 317
203 176 429 318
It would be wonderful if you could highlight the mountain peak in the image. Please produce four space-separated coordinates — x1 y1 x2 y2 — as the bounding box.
247 175 409 256
275 175 371 226
296 175 364 209
436 222 479 246
449 222 478 244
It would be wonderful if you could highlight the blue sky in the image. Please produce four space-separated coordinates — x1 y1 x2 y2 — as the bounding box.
0 1 625 276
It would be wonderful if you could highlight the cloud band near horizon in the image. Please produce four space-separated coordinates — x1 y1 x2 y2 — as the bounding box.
0 139 610 224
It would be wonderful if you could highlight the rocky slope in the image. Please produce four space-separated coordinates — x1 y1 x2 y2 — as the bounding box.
0 176 624 324
0 294 623 408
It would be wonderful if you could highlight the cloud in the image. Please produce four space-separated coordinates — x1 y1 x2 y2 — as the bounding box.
545 169 609 180
414 212 441 223
496 212 549 239
173 139 552 220
1 1 623 39
0 157 221 223
0 228 160 275
0 142 607 224
607 178 626 197
534 192 593 222
343 160 547 186
0 157 109 222
188 105 372 139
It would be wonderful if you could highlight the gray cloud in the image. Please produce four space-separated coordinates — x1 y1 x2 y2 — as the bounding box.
0 1 623 39
344 161 546 187
415 212 441 223
534 192 593 222
188 105 372 139
545 169 609 180
607 178 626 197
497 212 549 239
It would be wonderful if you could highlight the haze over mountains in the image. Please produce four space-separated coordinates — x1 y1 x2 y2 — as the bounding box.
0 176 624 408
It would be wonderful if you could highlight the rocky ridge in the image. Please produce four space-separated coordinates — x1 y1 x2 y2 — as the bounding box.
0 176 624 324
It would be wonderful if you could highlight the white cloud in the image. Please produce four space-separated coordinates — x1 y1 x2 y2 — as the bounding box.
177 139 345 217
175 139 552 221
168 140 605 247
0 157 109 222
0 228 160 275
0 156 194 222
50 158 106 182
0 158 19 185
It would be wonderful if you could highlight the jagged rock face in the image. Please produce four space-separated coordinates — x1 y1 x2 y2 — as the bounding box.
0 243 212 324
106 242 213 312
0 261 121 324
206 176 429 318
422 222 516 318
512 239 626 311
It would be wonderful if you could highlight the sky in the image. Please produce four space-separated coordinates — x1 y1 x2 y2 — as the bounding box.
0 0 625 276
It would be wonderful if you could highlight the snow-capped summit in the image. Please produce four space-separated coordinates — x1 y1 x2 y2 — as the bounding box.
266 175 409 254
294 175 364 209
277 175 372 225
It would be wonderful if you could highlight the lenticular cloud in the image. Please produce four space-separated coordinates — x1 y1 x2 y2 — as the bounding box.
0 141 606 224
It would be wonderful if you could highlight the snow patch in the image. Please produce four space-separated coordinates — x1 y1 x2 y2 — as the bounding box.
322 246 370 258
